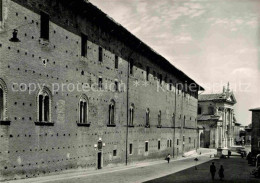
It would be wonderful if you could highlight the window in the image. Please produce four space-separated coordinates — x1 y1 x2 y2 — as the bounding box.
38 87 51 122
208 106 214 115
159 74 162 85
177 139 179 145
79 95 88 124
98 77 102 89
81 33 88 57
98 47 103 62
145 108 150 127
40 12 49 40
158 140 161 150
170 140 172 147
183 136 185 142
189 137 191 143
129 143 133 155
115 55 118 69
184 116 186 127
146 67 150 81
108 100 115 125
0 79 6 121
114 80 118 92
194 139 196 148
130 59 134 75
158 110 161 126
169 80 172 90
198 107 202 114
167 140 169 147
129 104 134 126
145 142 149 152
0 0 2 22
113 149 117 156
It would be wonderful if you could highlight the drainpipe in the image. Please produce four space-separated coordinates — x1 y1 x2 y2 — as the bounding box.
126 42 141 166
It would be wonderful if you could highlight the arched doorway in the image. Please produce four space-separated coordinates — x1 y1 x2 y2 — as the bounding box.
200 132 205 148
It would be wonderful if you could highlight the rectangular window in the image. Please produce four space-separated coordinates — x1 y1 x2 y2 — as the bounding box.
115 55 118 69
0 0 2 21
130 59 134 75
169 80 172 90
40 12 49 40
177 139 179 145
158 140 161 150
170 139 172 147
81 34 88 57
98 78 102 89
183 136 185 142
113 149 117 156
129 143 133 155
115 81 118 91
145 142 148 152
159 74 162 85
146 67 150 81
99 47 103 62
189 137 191 143
167 140 169 147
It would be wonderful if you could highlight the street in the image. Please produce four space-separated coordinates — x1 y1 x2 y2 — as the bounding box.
146 156 258 183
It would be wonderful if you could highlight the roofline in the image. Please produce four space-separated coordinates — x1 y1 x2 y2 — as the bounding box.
249 108 260 111
63 0 204 90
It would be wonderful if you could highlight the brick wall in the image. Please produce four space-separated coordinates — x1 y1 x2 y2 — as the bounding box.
0 0 199 181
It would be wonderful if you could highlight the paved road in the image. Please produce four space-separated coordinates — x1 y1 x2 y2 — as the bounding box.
146 156 259 183
7 154 214 183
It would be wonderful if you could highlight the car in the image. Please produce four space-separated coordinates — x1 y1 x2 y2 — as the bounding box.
236 147 247 155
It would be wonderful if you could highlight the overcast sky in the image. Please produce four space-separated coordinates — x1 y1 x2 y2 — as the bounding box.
90 0 260 126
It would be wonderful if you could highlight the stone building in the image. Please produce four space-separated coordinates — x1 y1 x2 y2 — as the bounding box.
198 84 236 149
0 0 203 181
250 108 260 156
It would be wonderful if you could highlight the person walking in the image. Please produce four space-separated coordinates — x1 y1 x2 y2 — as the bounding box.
166 154 171 163
218 165 224 181
210 162 216 180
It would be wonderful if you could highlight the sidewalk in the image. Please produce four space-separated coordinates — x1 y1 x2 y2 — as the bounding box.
6 148 216 183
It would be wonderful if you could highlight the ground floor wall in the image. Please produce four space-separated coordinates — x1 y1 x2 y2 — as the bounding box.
0 124 198 181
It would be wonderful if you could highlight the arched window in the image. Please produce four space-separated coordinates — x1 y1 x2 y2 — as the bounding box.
0 78 7 121
109 100 115 125
129 103 134 126
158 110 162 127
79 95 88 124
37 87 52 122
146 108 150 127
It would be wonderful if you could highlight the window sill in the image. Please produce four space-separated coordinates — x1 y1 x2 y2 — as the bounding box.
77 123 91 127
145 125 150 128
157 125 162 128
35 121 54 126
107 124 116 127
128 125 135 128
0 121 11 126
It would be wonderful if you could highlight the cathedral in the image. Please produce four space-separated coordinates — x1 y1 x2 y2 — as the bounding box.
198 83 236 149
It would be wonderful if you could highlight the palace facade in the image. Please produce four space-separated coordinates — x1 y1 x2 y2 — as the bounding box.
0 0 203 181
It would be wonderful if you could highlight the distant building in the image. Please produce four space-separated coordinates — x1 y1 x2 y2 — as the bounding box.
233 123 245 145
250 108 260 156
245 124 252 146
198 83 236 149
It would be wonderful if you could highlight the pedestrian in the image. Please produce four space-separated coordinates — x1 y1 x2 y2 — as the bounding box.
218 165 224 181
210 162 216 180
166 154 171 163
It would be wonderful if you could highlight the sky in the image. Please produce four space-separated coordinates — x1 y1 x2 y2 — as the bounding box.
89 0 260 126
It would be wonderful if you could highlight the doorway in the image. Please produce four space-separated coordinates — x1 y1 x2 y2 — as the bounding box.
97 152 102 169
